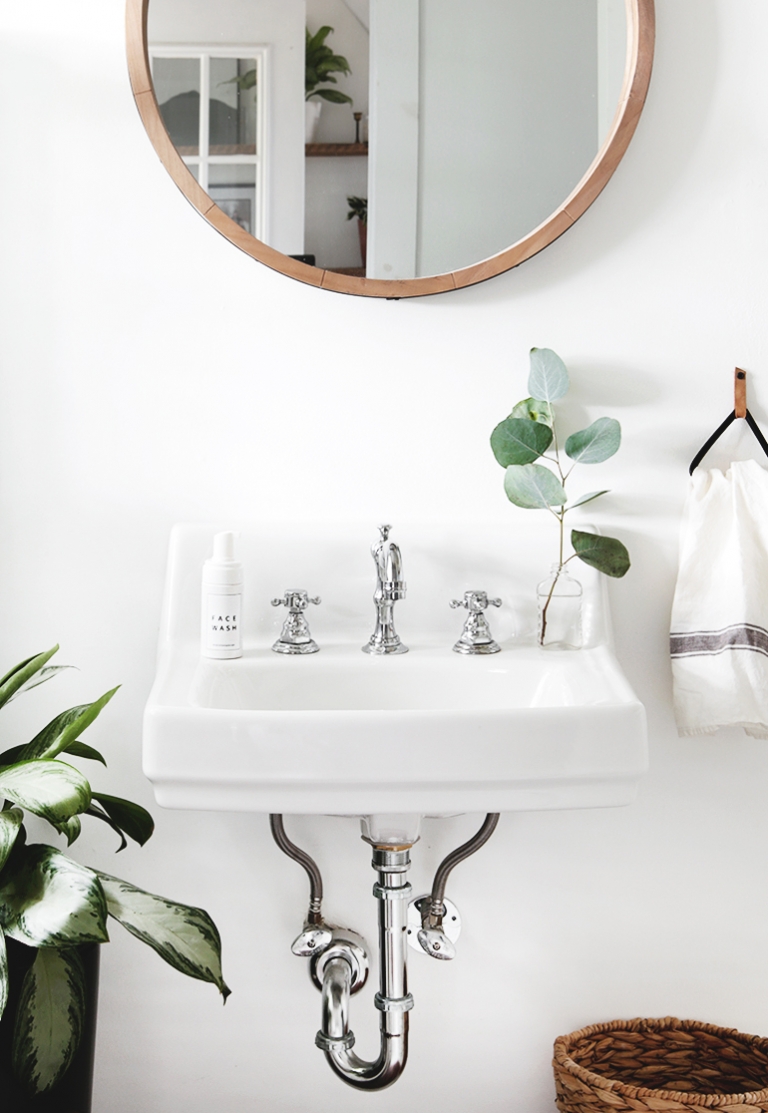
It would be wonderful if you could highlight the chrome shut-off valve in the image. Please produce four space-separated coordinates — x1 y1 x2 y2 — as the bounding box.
450 590 502 654
271 589 321 654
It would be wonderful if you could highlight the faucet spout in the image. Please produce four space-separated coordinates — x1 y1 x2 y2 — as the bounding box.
363 524 408 655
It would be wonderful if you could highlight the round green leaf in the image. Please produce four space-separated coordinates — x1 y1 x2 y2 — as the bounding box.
490 417 552 467
527 348 569 403
571 530 630 577
504 464 567 509
509 397 553 426
565 417 621 464
565 490 609 511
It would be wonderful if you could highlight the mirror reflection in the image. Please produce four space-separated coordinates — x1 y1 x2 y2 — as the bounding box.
147 0 628 280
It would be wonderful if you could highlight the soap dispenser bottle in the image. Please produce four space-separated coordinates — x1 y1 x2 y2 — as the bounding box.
201 531 243 659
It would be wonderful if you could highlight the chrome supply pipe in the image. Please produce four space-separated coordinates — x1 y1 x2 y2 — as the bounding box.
316 847 413 1090
269 815 333 955
417 813 500 959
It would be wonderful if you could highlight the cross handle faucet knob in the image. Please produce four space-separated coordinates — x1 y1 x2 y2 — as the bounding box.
449 590 502 613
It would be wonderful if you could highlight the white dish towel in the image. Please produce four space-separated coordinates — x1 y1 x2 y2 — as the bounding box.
671 459 768 738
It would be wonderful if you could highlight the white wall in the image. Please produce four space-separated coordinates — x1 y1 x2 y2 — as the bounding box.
2 2 768 1111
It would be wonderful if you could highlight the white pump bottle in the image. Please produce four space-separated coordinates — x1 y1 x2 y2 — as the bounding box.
201 531 243 659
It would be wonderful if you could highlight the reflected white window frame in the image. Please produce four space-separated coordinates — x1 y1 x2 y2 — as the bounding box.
149 44 269 243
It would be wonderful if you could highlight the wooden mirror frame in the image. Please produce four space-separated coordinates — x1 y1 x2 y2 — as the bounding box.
126 0 655 299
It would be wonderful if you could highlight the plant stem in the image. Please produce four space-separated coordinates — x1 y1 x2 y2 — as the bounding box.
540 413 567 646
539 564 561 644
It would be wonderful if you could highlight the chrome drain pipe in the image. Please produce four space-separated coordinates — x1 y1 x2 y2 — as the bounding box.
315 846 413 1090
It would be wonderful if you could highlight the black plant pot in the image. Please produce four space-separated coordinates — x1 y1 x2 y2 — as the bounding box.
0 939 99 1113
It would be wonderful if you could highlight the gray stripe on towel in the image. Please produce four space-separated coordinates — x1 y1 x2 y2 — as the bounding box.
670 623 768 658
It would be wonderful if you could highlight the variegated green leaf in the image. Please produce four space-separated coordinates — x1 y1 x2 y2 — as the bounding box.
18 687 119 763
12 947 86 1094
504 463 567 509
527 347 569 402
0 929 8 1023
63 740 107 766
0 761 91 824
99 873 230 999
0 647 60 711
0 808 23 872
52 816 81 847
92 793 154 847
0 845 108 947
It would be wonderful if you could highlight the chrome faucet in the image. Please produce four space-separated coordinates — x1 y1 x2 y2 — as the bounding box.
362 525 408 655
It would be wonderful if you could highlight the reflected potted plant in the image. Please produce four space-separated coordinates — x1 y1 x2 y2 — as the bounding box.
490 348 630 648
0 646 229 1110
305 26 353 141
346 196 367 268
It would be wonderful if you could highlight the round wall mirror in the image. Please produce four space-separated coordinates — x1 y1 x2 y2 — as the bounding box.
126 0 654 298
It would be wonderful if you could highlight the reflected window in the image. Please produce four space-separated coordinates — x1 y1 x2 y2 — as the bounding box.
150 46 267 239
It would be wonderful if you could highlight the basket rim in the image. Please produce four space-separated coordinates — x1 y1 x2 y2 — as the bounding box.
553 1016 768 1107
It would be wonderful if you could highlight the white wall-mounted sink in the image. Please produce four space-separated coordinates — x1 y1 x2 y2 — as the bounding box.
143 523 647 816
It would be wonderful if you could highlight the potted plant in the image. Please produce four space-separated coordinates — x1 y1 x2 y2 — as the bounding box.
490 348 630 648
0 645 229 1109
305 26 353 141
346 196 367 267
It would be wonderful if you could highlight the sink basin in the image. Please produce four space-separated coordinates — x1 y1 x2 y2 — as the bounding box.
143 523 647 815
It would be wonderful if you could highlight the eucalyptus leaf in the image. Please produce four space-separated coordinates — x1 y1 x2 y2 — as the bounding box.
0 808 23 872
527 348 569 403
571 530 630 577
565 490 609 511
92 793 154 848
565 417 621 464
18 687 119 763
504 464 567 509
0 647 59 712
490 417 552 467
0 845 108 947
12 947 86 1094
99 873 230 1000
0 761 91 825
510 397 553 426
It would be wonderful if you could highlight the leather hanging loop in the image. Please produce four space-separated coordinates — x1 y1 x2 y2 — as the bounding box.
735 367 747 419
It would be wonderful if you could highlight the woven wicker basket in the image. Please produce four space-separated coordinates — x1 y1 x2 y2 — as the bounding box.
553 1017 768 1113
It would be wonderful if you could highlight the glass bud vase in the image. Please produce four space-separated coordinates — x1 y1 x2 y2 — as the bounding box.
536 564 582 650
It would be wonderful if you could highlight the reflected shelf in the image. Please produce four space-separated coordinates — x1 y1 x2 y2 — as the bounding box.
305 143 369 157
